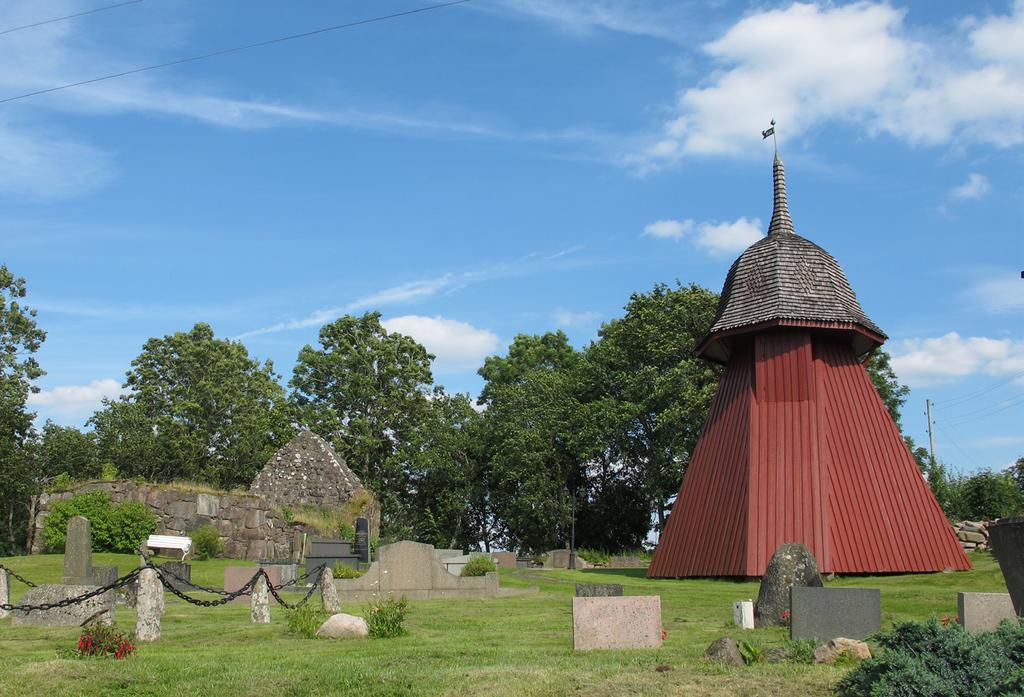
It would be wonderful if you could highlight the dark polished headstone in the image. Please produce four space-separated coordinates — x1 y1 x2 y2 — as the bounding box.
790 587 881 641
989 517 1024 615
576 583 624 597
159 562 193 592
354 518 370 564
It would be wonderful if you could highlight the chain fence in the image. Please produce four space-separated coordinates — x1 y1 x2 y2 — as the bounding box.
1 562 322 613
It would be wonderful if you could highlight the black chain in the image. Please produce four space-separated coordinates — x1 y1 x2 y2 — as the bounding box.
264 569 321 610
152 562 236 596
153 566 258 607
0 564 38 588
1 568 142 613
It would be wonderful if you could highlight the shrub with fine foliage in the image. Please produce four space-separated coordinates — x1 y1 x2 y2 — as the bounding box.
285 603 330 639
836 618 1024 697
190 524 223 560
43 490 155 553
364 597 408 638
460 555 497 577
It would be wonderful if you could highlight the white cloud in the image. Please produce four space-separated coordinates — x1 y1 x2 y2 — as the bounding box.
27 378 124 418
382 315 499 372
643 219 692 239
643 216 763 255
629 1 1024 172
490 1 699 42
889 332 1024 387
693 217 764 256
962 275 1024 314
950 173 990 200
552 309 601 328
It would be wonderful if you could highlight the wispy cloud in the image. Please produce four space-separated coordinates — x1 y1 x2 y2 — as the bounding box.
552 308 601 328
489 0 704 42
889 332 1024 387
950 173 991 200
642 216 764 255
962 274 1024 314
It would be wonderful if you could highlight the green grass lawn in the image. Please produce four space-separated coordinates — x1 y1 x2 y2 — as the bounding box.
0 552 1008 697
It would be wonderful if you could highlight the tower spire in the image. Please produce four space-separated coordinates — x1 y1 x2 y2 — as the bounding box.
768 151 795 236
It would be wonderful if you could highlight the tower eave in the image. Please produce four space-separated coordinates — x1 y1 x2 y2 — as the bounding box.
695 318 886 364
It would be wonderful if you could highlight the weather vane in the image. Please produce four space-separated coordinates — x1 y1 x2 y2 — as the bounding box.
762 118 777 152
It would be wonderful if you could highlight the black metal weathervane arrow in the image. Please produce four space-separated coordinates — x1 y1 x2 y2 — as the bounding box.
762 118 777 152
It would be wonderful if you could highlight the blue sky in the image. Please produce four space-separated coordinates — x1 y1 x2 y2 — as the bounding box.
4 0 1022 473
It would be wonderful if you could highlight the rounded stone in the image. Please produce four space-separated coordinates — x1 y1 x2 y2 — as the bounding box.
704 637 744 666
755 542 823 627
316 613 369 639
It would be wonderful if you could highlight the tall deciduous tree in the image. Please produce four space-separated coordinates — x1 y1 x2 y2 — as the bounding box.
290 312 433 532
586 282 720 534
865 349 911 429
91 323 293 489
0 266 46 554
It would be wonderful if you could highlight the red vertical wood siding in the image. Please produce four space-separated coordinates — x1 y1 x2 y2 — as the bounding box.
648 329 970 578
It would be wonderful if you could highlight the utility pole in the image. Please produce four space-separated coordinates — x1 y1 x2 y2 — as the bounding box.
926 399 937 468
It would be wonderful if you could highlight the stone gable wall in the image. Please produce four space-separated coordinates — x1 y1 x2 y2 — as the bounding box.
31 481 302 561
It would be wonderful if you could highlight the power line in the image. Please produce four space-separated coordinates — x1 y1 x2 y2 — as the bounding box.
0 0 472 106
940 368 1024 409
941 393 1024 428
0 1 145 37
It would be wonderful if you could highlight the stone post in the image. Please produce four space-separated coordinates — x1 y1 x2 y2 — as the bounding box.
320 566 341 613
135 568 164 641
250 574 270 624
0 568 9 619
63 516 94 586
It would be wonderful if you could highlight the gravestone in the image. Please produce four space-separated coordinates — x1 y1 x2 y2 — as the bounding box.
545 549 571 569
733 600 754 629
306 539 359 585
320 566 341 613
989 517 1024 615
789 587 881 641
354 517 370 564
135 568 164 642
250 575 270 624
257 560 297 586
572 596 663 650
225 566 281 603
63 516 94 585
575 583 623 598
0 568 9 619
12 585 115 627
958 592 1018 632
159 562 193 592
92 566 118 588
493 552 517 569
756 543 823 626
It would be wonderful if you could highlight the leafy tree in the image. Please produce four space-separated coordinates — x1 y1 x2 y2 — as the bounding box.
91 323 293 489
948 470 1024 521
585 282 721 534
36 421 100 481
0 266 46 554
865 349 911 429
290 312 434 533
1010 456 1024 494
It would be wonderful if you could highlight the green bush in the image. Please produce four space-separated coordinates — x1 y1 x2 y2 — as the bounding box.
190 525 223 561
576 548 610 565
784 638 818 664
285 603 330 639
364 597 408 638
100 461 119 480
332 563 365 579
836 618 1024 697
48 473 74 492
43 490 154 553
460 555 497 577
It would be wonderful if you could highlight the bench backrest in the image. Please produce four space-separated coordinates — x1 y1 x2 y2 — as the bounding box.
147 535 192 549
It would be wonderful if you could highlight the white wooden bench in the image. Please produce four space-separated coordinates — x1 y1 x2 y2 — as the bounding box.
146 534 192 561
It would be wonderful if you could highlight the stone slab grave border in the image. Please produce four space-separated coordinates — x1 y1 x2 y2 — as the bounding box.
331 540 536 601
958 592 1018 633
572 596 663 651
11 585 116 627
789 587 881 641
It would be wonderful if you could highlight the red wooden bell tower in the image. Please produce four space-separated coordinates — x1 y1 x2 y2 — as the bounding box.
648 155 969 577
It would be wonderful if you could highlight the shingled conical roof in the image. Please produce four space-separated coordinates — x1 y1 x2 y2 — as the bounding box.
696 154 885 363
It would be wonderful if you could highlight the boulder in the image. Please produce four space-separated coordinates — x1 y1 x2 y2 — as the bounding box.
762 647 791 664
316 613 369 639
755 543 822 627
704 637 744 666
813 637 871 664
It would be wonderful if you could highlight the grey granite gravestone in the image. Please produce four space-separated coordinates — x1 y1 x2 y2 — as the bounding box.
958 592 1018 632
63 516 94 585
989 517 1024 615
92 566 118 587
576 583 624 597
354 517 370 564
158 562 193 592
545 549 571 569
790 587 881 641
